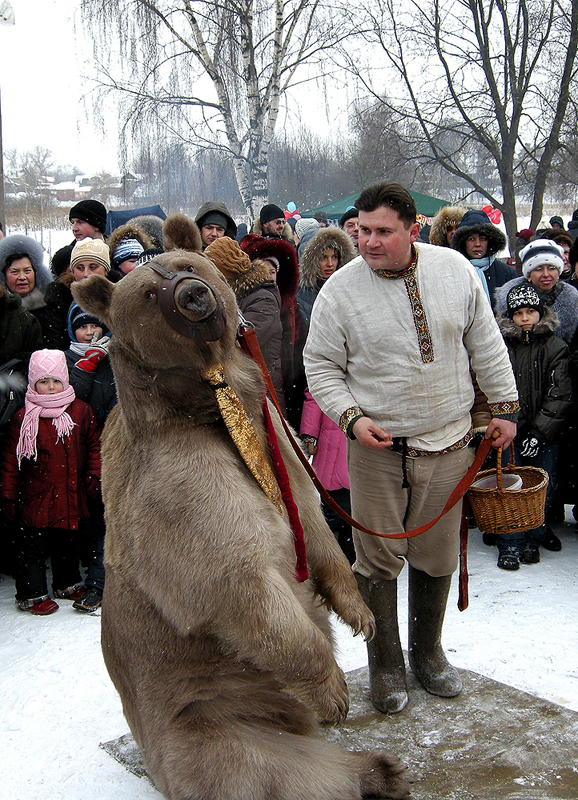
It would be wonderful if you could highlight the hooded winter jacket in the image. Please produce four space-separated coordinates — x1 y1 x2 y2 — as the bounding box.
429 206 467 248
498 309 572 445
194 202 237 246
452 209 515 301
296 227 356 335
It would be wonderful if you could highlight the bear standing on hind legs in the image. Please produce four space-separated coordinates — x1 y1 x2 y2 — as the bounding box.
72 214 410 800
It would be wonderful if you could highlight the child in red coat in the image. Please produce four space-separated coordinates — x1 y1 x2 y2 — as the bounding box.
0 349 101 614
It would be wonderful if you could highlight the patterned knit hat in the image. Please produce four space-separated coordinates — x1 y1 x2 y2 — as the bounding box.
520 239 564 278
112 238 144 267
295 218 319 239
70 238 111 273
28 349 70 391
506 284 544 319
204 236 251 279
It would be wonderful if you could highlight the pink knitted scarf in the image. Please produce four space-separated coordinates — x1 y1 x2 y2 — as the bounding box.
16 350 76 465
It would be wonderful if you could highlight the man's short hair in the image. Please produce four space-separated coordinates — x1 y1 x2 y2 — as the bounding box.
355 182 416 228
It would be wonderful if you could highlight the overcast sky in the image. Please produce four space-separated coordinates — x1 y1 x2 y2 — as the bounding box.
0 0 118 174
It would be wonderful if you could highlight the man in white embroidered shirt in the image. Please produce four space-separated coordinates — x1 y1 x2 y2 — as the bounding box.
304 182 518 715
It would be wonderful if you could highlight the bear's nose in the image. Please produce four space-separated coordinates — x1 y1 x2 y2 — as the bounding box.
177 280 217 318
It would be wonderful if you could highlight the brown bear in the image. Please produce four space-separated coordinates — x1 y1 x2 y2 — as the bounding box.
72 215 410 800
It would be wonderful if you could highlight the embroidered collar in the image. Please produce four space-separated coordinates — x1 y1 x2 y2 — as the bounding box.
372 245 418 280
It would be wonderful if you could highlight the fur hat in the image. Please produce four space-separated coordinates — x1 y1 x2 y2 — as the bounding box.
70 238 111 273
129 214 165 248
69 200 107 234
429 206 467 247
259 204 284 225
298 227 357 291
108 223 153 268
239 234 299 301
520 239 565 278
451 209 507 258
506 284 544 319
339 207 358 228
0 234 51 292
204 237 251 279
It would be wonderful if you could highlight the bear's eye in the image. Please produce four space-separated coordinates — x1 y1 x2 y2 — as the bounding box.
145 290 157 302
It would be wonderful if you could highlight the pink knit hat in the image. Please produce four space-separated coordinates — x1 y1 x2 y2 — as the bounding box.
28 349 70 392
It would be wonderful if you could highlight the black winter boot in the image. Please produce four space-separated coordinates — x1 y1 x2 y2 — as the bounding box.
408 566 462 698
355 574 408 713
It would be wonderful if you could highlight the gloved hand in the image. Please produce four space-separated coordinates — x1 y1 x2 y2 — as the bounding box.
74 334 111 373
520 436 540 458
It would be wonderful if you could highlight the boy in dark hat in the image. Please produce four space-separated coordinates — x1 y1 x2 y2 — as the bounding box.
69 200 107 241
493 283 572 570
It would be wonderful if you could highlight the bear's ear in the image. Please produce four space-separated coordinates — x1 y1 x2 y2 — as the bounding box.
163 214 202 253
71 275 114 327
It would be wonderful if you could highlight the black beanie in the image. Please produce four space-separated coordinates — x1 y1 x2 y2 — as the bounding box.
198 211 229 230
339 207 358 228
506 284 544 319
259 204 284 225
69 200 108 233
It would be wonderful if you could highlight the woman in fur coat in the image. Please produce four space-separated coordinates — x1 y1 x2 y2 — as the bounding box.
0 234 52 324
296 227 356 336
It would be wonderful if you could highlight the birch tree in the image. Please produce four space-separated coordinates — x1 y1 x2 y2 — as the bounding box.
351 0 578 249
79 0 355 217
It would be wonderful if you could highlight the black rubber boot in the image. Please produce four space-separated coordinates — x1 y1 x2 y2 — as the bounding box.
407 566 462 698
355 574 408 713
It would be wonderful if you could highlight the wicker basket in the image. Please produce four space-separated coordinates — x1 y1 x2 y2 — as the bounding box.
467 445 549 535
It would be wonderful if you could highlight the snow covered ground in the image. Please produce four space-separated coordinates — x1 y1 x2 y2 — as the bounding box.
1 516 577 799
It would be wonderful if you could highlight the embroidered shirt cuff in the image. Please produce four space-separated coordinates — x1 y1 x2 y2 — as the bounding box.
339 406 364 439
489 400 519 423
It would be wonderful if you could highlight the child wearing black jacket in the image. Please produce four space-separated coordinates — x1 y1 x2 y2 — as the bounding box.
495 283 572 570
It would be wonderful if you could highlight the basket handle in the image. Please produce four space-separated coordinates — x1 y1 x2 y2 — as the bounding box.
495 443 516 492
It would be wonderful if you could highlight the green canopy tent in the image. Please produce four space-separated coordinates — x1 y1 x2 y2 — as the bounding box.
302 189 449 221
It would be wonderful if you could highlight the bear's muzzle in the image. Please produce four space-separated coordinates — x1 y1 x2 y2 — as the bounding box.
149 262 227 342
